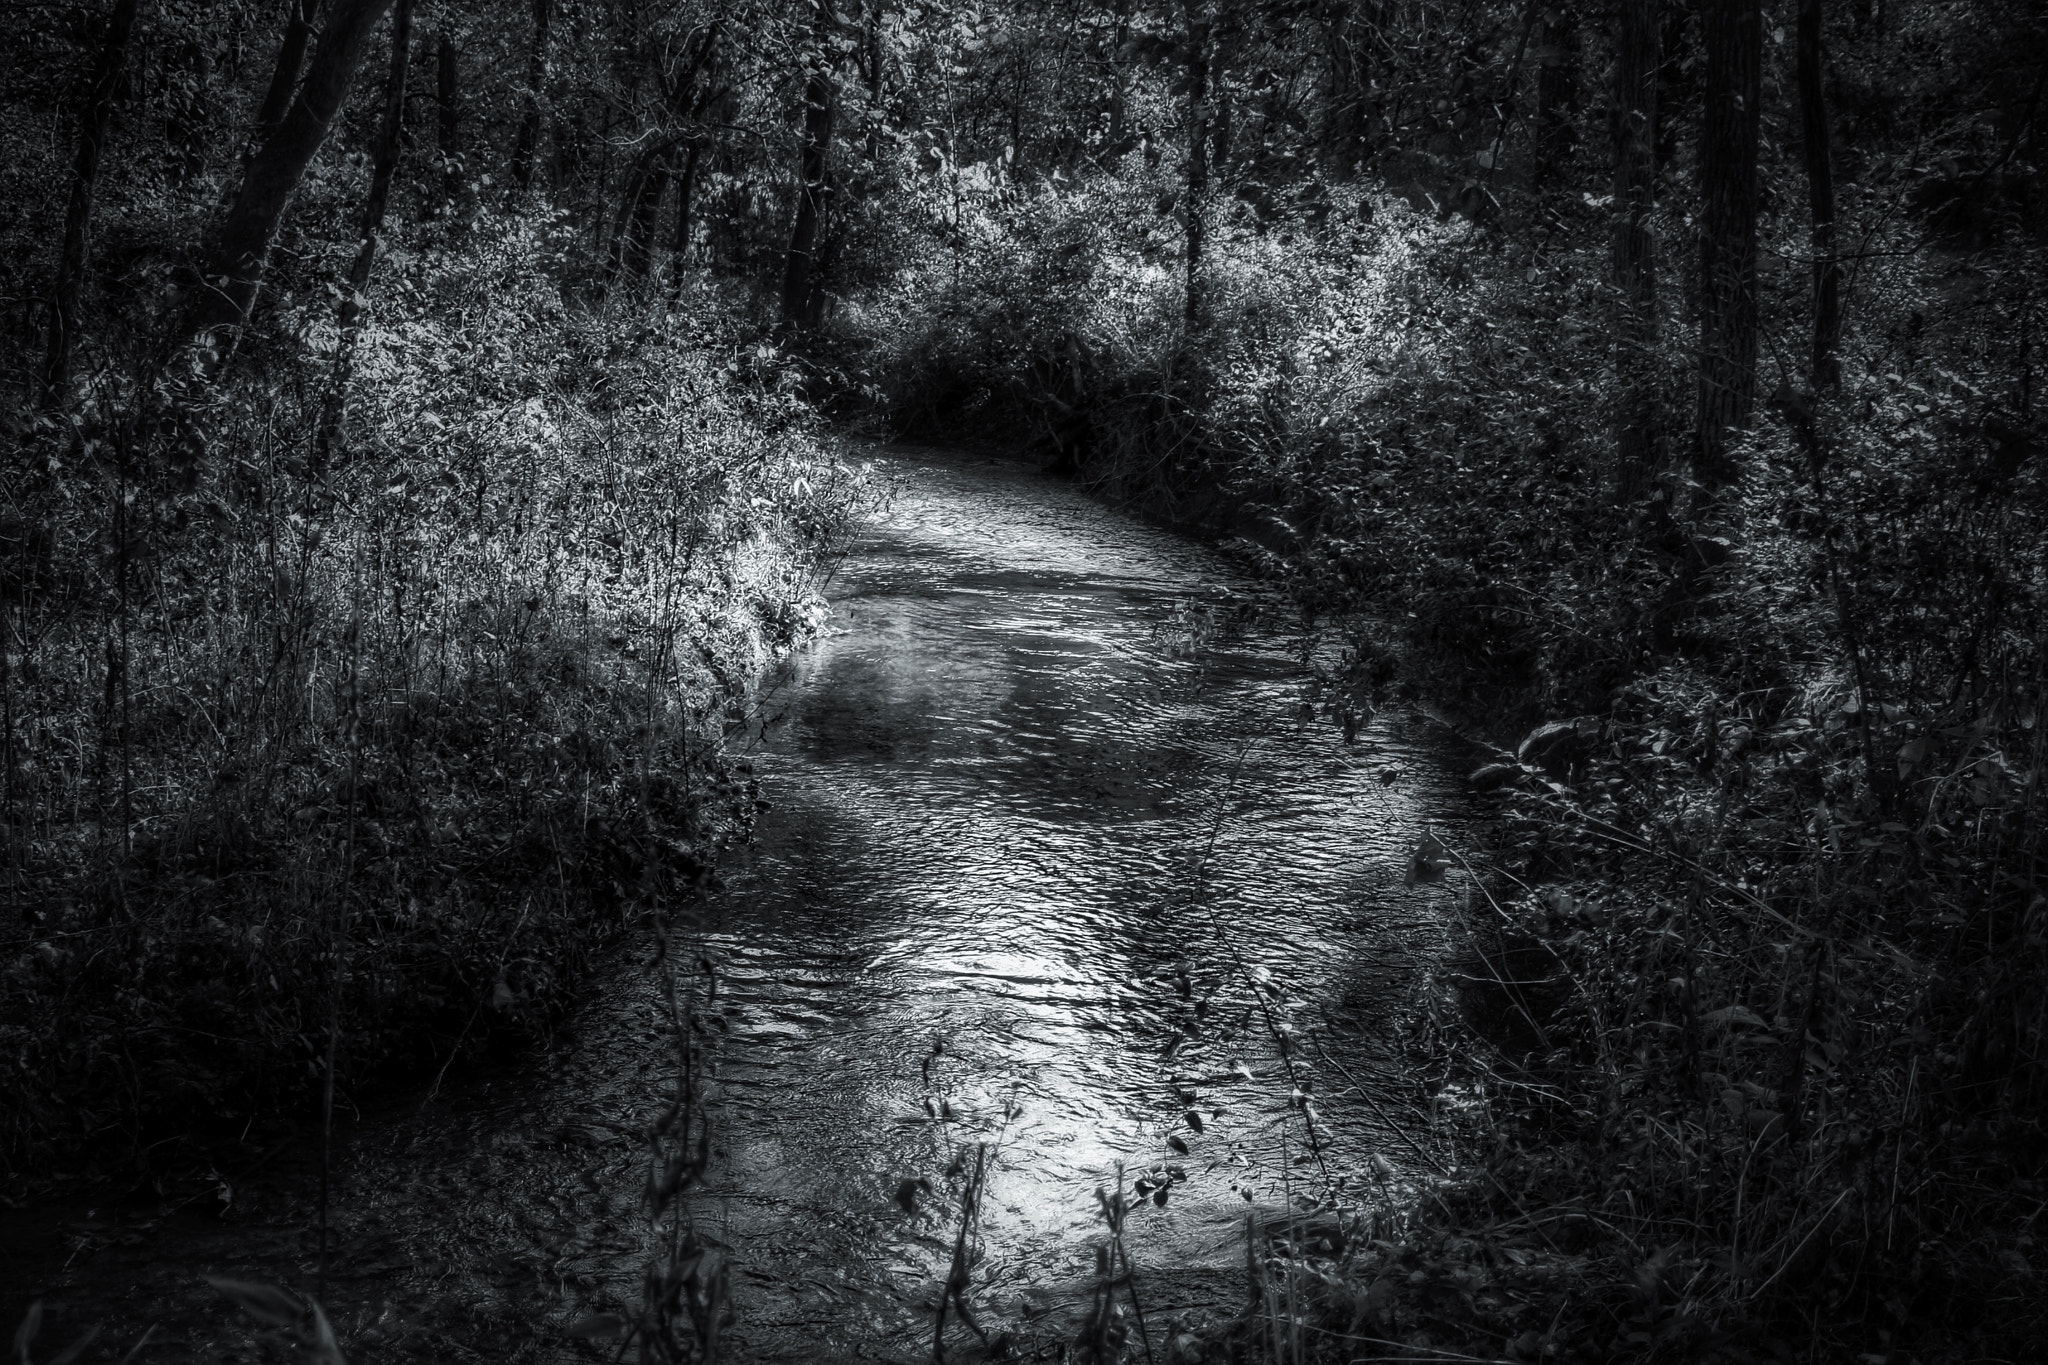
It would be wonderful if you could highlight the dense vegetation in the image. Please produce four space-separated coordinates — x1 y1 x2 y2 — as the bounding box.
4 0 2044 1359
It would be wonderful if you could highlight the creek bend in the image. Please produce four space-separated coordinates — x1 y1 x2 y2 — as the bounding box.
15 447 1473 1362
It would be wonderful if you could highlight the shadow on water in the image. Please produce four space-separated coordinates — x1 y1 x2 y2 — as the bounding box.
4 447 1476 1362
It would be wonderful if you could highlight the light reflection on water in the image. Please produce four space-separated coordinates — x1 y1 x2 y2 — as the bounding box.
3 447 1471 1362
686 447 1469 1349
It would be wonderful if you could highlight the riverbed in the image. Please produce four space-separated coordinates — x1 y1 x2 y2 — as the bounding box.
6 447 1472 1362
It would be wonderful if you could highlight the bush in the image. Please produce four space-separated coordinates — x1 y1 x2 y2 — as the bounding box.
0 206 872 1184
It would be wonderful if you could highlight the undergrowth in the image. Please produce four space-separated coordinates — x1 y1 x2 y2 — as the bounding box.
821 103 2047 1365
0 208 872 1188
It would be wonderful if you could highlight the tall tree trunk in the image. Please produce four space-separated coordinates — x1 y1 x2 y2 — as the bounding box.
318 0 410 462
1696 0 1763 486
1613 0 1660 501
1534 3 1579 182
1320 1 1365 170
254 0 321 136
623 159 670 282
864 1 884 161
41 0 141 405
1183 6 1209 328
1798 0 1841 388
434 33 461 199
669 141 701 295
510 0 550 193
780 0 837 327
189 0 397 345
1107 0 1132 152
604 145 657 283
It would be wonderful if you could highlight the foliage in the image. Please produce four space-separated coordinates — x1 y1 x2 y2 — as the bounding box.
1 188 867 1179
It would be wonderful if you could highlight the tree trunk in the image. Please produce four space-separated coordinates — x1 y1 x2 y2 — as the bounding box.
864 1 884 162
1534 3 1579 182
189 0 396 345
318 0 410 461
1613 0 1660 501
254 0 321 136
1183 7 1209 328
1798 0 1841 388
1320 2 1366 170
623 160 670 282
780 0 837 327
41 0 141 405
669 141 701 295
604 145 657 283
434 33 460 199
1696 0 1762 486
1107 0 1132 152
510 0 550 193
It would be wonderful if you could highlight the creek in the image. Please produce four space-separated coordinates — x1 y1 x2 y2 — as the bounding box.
7 447 1473 1362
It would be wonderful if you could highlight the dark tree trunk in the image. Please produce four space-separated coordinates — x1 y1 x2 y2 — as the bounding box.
42 0 141 405
780 1 837 327
669 141 701 294
1613 0 1660 500
1183 7 1209 328
319 0 410 461
434 33 460 198
1696 0 1762 486
1212 71 1232 173
254 0 321 135
1798 0 1841 388
1534 3 1579 182
604 147 655 282
864 1 884 161
510 0 550 193
623 160 670 282
1320 2 1366 169
1107 0 1132 151
188 0 397 345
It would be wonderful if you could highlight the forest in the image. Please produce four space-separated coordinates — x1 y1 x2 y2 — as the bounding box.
1 0 2044 1360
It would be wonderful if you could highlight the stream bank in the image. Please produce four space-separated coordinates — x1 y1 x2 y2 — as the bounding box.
6 446 1475 1362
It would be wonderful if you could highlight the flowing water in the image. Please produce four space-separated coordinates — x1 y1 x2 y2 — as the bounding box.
6 448 1473 1362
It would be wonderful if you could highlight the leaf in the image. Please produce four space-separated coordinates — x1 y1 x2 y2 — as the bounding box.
306 1305 347 1365
565 1314 630 1341
13 1300 42 1357
1166 1135 1190 1155
1184 1110 1206 1135
1701 1005 1770 1031
206 1277 303 1328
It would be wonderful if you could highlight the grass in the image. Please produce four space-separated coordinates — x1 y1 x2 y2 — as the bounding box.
0 215 875 1190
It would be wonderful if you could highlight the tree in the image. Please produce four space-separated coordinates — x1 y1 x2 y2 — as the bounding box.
510 0 551 193
188 0 398 345
317 0 411 461
1534 2 1579 182
1612 0 1660 500
1695 0 1762 485
1797 0 1841 388
435 32 461 194
1183 1 1210 327
41 0 141 405
781 0 838 326
253 0 323 137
